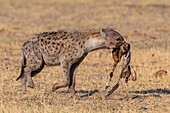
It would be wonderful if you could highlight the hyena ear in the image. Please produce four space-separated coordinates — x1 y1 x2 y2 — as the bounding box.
100 28 108 38
109 28 114 31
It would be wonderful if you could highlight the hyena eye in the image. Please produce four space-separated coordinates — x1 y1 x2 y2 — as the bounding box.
116 38 120 41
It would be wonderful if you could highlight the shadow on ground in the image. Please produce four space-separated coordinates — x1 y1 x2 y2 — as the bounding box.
55 88 169 100
129 89 170 94
103 88 170 101
103 88 169 101
106 93 162 101
56 89 99 98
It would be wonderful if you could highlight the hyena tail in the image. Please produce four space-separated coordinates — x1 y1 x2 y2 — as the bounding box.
16 51 26 81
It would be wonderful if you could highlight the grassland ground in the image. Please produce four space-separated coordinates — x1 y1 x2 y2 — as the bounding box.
0 0 169 112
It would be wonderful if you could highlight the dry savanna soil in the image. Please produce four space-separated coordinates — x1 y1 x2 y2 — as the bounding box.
0 0 169 113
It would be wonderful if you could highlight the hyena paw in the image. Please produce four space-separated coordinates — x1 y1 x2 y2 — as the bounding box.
27 82 35 88
52 83 59 92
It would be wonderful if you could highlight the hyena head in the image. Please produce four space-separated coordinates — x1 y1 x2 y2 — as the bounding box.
100 28 125 49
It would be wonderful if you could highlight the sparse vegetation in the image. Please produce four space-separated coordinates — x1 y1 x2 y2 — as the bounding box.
0 0 169 113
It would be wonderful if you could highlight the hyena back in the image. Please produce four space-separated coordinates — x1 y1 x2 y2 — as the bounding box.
16 28 126 97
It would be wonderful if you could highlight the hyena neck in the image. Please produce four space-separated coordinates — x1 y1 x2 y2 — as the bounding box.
84 36 107 53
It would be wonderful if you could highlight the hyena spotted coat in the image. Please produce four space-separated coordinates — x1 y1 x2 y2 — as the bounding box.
16 28 126 97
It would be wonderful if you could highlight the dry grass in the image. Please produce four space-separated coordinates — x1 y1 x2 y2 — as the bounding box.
0 0 170 112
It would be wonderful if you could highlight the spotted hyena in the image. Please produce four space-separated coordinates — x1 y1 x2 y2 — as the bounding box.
16 28 126 97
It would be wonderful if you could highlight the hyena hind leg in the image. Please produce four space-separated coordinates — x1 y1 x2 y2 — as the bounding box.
22 61 44 91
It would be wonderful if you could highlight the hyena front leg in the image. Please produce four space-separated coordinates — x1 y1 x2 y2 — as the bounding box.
68 63 80 97
52 60 81 98
52 60 71 92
